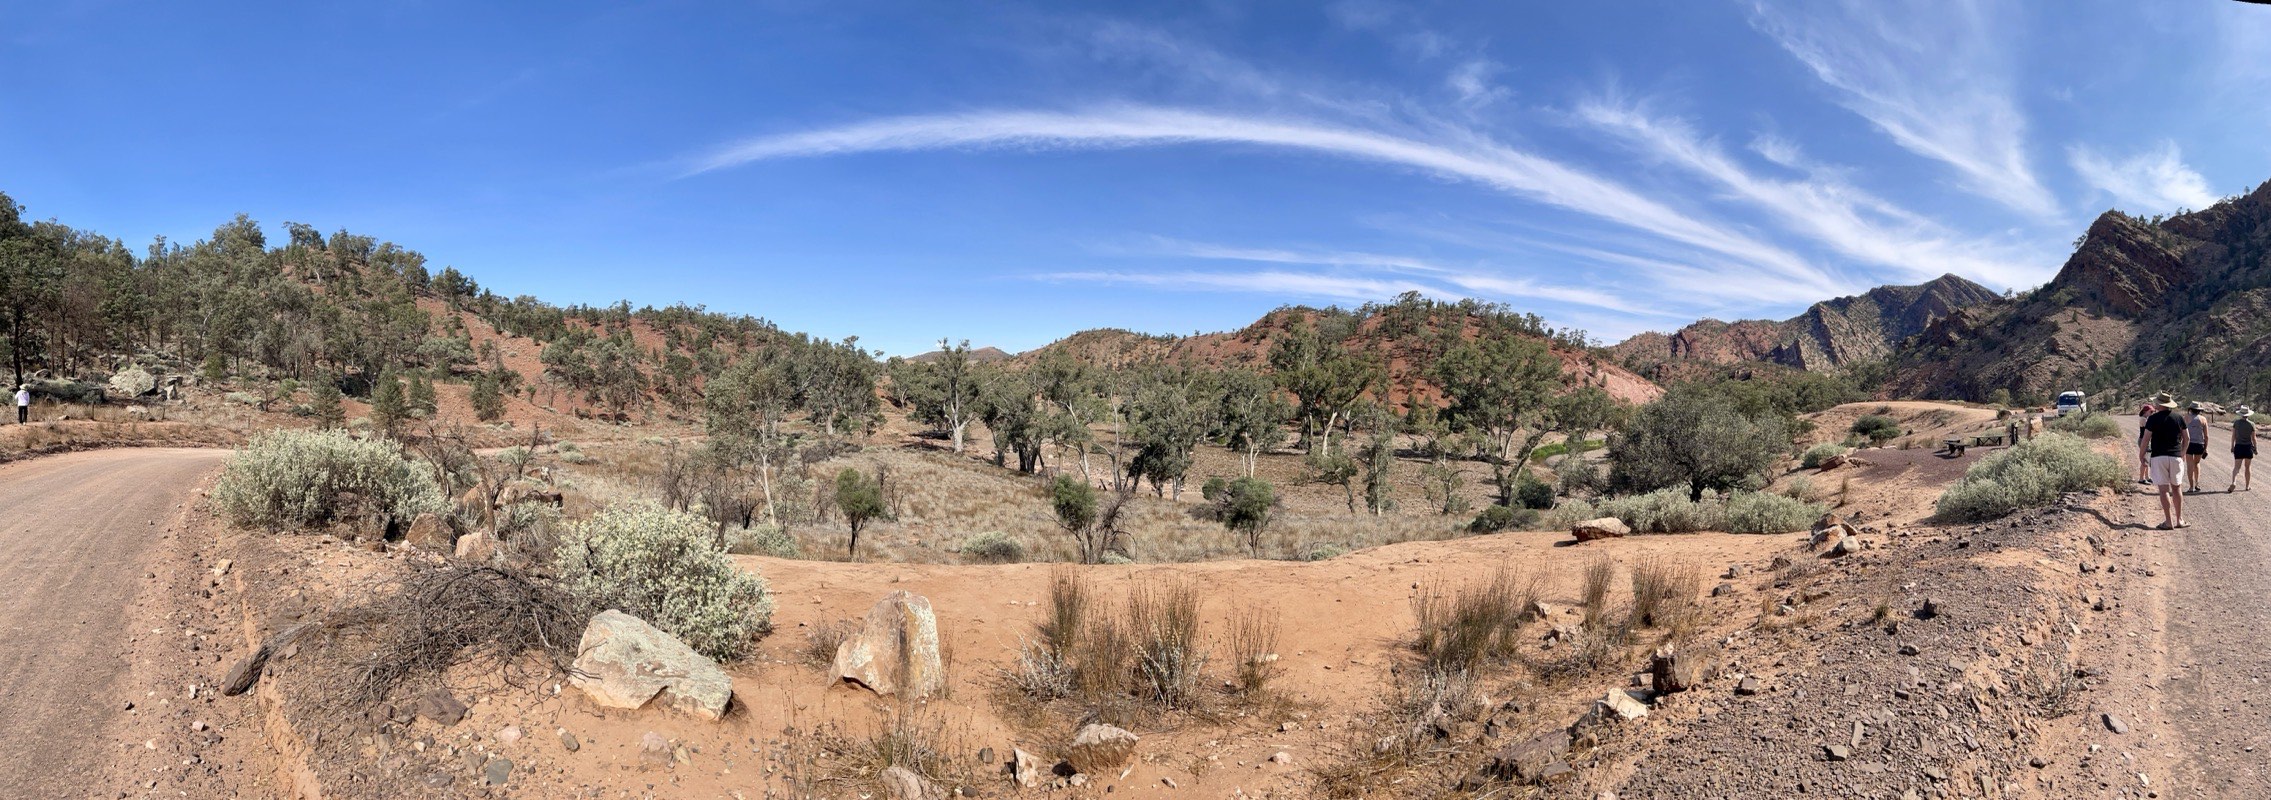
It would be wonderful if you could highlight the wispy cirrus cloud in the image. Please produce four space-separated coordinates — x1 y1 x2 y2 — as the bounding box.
1035 269 1437 304
685 106 1838 297
1576 98 2053 288
1749 0 2058 219
1131 236 1662 315
2068 142 2219 214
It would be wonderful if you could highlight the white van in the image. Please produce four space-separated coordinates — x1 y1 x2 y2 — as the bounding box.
2054 391 2087 417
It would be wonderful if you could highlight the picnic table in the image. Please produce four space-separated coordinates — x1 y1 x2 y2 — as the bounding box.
1943 433 2009 456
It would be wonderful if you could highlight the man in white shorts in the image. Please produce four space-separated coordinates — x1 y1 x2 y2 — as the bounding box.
2139 392 2189 529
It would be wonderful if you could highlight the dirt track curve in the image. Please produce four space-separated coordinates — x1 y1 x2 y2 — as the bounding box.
2118 416 2271 797
0 447 227 799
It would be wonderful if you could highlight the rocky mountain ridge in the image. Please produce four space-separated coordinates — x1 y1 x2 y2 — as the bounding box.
1609 274 2001 381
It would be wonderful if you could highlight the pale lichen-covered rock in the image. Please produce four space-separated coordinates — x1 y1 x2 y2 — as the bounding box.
1063 723 1139 774
569 610 733 721
833 591 944 699
108 367 157 398
1571 517 1631 542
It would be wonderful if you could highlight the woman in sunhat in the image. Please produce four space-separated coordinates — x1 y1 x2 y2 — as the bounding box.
2232 405 2257 492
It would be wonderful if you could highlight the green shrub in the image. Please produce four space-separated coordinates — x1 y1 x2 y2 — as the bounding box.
556 502 775 661
1800 442 1849 469
1936 433 2123 521
725 524 800 558
1537 499 1599 530
959 531 1025 563
1468 504 1521 533
1721 491 1824 534
1100 551 1134 566
1514 474 1556 510
212 428 447 530
1597 488 1723 533
2049 412 2121 439
1302 542 1348 561
1851 415 1902 445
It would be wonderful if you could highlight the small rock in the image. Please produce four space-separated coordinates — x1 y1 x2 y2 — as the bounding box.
1711 583 1736 597
558 730 579 752
1064 724 1140 774
638 731 673 770
414 688 467 726
1161 776 1179 789
976 746 993 765
1918 597 1944 619
1011 748 1044 789
1735 677 1762 696
483 757 512 786
835 591 946 700
1269 751 1291 764
1824 744 1851 761
496 726 522 745
880 765 944 800
2103 713 2129 735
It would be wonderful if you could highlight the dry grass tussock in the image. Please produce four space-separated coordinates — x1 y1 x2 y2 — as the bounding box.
0 418 241 463
1004 569 1233 732
1410 565 1538 674
770 706 983 799
1630 555 1704 635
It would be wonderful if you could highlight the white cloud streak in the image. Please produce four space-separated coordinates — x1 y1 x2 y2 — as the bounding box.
1749 0 2058 219
2068 142 2219 214
1036 270 1438 304
687 106 1838 296
1576 99 2052 289
1137 237 1662 315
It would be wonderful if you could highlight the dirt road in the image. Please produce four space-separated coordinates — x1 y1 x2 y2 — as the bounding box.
0 447 227 798
2119 416 2271 796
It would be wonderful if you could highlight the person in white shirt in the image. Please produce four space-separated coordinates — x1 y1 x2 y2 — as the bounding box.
13 385 27 424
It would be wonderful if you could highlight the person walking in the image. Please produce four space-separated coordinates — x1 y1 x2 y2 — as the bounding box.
2185 401 2212 494
2232 405 2257 492
2140 393 2189 529
12 384 26 424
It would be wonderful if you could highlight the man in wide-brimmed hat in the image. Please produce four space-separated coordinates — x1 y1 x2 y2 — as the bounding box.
2140 393 2189 529
2231 405 2258 493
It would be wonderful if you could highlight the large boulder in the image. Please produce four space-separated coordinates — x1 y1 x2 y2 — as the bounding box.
1571 517 1631 542
108 367 157 398
1063 723 1140 774
569 610 733 721
405 513 452 552
833 591 944 699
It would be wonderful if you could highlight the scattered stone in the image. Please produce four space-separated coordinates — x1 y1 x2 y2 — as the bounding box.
1160 776 1179 789
558 730 579 752
1011 748 1044 789
414 688 468 726
834 591 946 699
1898 643 1921 656
638 731 672 770
1735 676 1762 696
1918 597 1944 619
1722 565 1745 579
976 746 993 765
211 559 233 577
1828 536 1863 557
1824 744 1851 761
482 757 512 786
1711 583 1736 597
881 765 945 800
1270 751 1291 764
2103 713 2129 735
496 725 522 745
1489 730 1573 785
569 610 734 721
1650 644 1706 694
1535 761 1575 784
1064 724 1140 774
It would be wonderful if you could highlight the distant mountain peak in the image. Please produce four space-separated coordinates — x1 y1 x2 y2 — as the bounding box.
1608 275 2000 379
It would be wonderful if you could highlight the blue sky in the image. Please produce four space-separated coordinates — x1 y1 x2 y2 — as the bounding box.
4 1 2268 356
